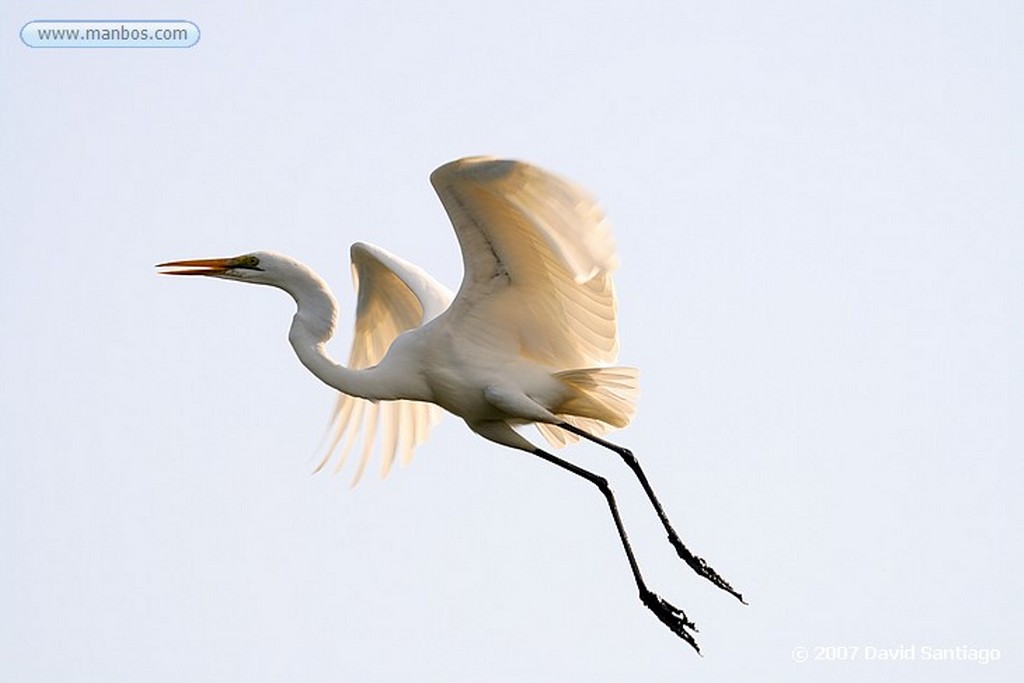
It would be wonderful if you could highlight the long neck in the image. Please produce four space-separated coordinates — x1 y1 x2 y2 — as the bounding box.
282 269 385 400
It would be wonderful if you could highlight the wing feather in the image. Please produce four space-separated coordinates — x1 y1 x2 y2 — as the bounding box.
431 157 639 447
378 403 399 477
430 157 621 369
321 243 452 483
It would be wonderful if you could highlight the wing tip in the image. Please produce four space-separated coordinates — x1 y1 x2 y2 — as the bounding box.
349 240 388 265
430 156 520 188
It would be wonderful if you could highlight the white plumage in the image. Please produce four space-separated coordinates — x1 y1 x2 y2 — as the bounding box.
271 156 639 484
158 156 741 653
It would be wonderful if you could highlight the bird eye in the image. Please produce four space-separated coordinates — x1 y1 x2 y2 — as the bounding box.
244 255 260 268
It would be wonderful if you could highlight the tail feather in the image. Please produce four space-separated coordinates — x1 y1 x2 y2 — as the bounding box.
537 366 639 448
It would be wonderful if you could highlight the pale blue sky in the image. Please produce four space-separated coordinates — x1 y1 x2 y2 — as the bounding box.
2 2 1022 681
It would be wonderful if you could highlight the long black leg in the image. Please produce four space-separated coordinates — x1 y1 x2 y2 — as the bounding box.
529 446 703 653
558 422 745 604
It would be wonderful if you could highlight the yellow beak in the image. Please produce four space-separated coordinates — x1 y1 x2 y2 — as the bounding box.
155 257 236 276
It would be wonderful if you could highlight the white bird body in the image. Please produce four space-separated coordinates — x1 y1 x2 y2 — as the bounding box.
159 156 741 652
279 240 630 455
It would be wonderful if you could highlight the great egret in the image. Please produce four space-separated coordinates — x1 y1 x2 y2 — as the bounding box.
158 156 742 651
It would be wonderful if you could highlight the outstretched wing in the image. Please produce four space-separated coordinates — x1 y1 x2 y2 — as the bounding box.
430 157 636 447
316 242 453 484
430 156 621 369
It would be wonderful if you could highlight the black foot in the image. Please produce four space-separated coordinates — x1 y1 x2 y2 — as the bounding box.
669 537 747 604
641 589 701 654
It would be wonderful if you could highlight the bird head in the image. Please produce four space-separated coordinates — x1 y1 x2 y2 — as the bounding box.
156 250 337 335
156 251 293 286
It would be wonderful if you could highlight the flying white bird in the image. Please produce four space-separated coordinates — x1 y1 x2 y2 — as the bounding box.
158 156 742 651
